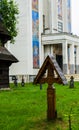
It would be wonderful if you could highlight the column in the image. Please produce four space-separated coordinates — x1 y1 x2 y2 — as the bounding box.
68 45 70 74
76 46 79 73
62 41 68 74
41 44 44 65
50 45 53 55
70 44 75 74
49 0 57 33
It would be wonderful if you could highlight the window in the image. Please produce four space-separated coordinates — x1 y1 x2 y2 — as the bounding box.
58 21 63 32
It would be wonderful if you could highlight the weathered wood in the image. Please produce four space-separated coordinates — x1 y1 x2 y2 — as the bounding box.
47 85 57 120
0 21 18 89
34 55 67 120
0 47 18 89
34 55 67 85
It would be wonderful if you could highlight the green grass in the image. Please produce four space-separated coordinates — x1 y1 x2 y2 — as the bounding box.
0 82 79 130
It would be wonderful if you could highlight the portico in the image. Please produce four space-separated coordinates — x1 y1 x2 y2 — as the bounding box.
41 32 79 75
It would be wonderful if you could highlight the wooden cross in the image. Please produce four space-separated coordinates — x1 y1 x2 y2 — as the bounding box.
34 55 67 120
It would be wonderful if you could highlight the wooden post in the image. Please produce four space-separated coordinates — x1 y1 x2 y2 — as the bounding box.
47 84 57 120
33 55 67 121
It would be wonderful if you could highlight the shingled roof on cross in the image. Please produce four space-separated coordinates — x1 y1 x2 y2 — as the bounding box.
34 55 68 85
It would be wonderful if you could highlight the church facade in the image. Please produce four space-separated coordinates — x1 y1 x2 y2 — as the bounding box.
7 0 79 82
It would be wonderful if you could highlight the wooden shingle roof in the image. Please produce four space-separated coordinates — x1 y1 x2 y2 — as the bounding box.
34 55 68 85
0 46 18 63
0 20 11 44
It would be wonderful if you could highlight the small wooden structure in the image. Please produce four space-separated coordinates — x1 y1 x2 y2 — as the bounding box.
0 46 18 89
0 20 18 89
34 55 67 120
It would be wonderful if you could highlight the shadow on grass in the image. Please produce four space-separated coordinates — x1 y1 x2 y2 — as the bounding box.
25 116 68 130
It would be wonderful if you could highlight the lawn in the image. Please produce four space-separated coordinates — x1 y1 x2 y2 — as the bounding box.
0 82 79 130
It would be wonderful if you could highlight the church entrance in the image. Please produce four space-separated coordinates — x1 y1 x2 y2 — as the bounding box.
56 55 63 70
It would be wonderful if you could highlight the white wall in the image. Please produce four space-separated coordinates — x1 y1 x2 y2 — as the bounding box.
9 0 33 76
7 0 71 78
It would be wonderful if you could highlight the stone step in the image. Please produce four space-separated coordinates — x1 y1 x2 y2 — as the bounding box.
65 74 79 81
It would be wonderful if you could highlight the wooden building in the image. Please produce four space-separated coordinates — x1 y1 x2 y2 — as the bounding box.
0 21 18 89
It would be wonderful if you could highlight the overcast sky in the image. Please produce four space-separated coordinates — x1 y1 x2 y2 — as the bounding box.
71 0 79 35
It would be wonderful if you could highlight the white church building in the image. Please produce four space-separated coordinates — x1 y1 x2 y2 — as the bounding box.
7 0 79 82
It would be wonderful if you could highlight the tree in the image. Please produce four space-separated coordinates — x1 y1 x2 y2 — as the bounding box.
0 0 19 44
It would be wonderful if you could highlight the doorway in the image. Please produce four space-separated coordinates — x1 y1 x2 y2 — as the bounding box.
56 55 63 70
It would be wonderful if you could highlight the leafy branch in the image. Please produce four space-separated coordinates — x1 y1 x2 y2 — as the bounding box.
0 0 19 44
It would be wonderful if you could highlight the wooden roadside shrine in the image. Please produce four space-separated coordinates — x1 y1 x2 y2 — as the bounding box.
0 21 18 89
0 46 18 89
34 55 67 120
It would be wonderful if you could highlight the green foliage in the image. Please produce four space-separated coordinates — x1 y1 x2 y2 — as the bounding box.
0 0 19 43
0 82 79 129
